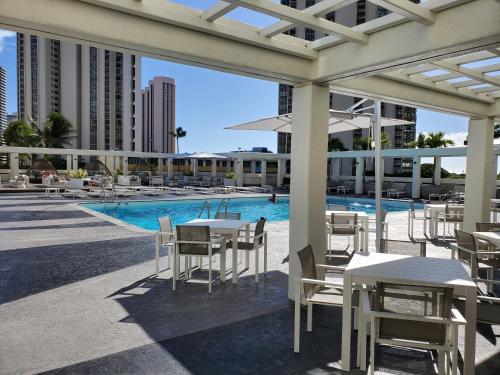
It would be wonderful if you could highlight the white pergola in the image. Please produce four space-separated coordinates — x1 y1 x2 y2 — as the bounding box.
1 1 499 372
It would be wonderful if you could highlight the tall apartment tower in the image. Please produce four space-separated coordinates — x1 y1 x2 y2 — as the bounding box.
0 66 6 142
278 0 417 175
17 33 142 152
141 76 176 153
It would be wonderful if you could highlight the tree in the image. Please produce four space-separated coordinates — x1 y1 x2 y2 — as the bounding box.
3 120 41 147
405 132 426 148
174 126 187 154
39 112 74 148
328 137 347 151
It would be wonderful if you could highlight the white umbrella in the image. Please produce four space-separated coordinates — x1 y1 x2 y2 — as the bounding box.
225 110 413 134
189 151 227 159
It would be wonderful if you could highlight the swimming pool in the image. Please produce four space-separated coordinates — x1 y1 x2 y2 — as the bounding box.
82 197 421 231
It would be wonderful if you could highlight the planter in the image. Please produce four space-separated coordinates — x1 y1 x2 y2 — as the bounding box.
223 178 236 186
67 178 84 189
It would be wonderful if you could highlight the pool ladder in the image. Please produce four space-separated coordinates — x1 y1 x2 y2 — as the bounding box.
214 198 229 218
198 200 211 218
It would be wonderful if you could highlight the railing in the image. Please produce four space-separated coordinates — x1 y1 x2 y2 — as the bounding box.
198 200 211 218
214 198 229 218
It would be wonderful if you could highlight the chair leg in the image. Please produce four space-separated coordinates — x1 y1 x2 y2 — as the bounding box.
264 237 268 274
245 251 250 270
255 249 259 283
167 245 171 269
438 349 445 375
370 317 375 375
307 303 313 332
184 257 189 280
208 255 212 294
294 284 301 353
155 236 160 276
452 326 458 375
172 246 177 291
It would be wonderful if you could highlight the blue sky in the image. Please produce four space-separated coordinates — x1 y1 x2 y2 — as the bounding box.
0 2 479 172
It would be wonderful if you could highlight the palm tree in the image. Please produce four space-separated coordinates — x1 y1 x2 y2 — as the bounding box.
353 133 391 193
174 126 187 154
328 137 347 151
3 120 41 147
40 112 74 148
405 132 426 149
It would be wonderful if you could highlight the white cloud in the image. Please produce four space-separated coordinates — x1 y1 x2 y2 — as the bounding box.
0 29 16 52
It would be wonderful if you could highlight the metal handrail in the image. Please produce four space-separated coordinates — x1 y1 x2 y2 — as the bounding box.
214 198 229 218
198 200 211 218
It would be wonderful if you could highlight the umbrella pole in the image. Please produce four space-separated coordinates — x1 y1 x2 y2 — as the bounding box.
373 100 382 252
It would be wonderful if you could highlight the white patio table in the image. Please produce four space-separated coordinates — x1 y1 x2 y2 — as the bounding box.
325 210 369 251
341 252 477 375
473 231 500 247
423 203 446 239
184 218 251 284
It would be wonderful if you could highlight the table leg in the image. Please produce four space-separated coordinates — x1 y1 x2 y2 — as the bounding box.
364 218 368 251
341 273 353 371
245 224 250 269
232 230 238 284
463 286 477 375
221 241 226 282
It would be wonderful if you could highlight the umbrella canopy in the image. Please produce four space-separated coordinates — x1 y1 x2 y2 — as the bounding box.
225 110 413 134
188 151 227 159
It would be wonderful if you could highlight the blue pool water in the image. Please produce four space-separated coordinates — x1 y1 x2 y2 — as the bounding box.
82 197 422 231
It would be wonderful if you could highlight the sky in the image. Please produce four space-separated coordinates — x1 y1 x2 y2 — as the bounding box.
0 2 486 173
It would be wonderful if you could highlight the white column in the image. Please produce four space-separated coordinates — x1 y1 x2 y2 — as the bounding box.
211 159 217 177
235 158 243 186
492 155 498 197
261 159 267 186
192 159 198 177
331 158 340 181
66 155 72 171
277 159 284 187
355 157 364 194
464 117 495 232
434 156 442 185
72 155 78 170
122 157 129 176
226 160 232 173
412 157 421 199
289 83 329 300
373 101 383 252
9 153 19 179
250 160 256 174
158 158 163 175
167 158 173 178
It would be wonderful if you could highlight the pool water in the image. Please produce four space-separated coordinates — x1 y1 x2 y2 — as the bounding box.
82 197 421 231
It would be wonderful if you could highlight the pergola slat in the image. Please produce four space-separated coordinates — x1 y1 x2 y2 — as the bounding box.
369 0 435 25
202 1 238 22
433 60 500 87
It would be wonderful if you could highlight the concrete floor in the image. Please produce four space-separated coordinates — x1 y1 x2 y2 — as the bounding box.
0 193 498 374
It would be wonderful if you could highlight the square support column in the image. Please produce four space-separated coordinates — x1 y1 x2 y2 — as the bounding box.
235 158 243 186
276 159 284 187
464 117 495 232
122 157 129 176
434 156 442 185
66 155 72 171
288 83 330 300
167 158 173 178
211 159 217 177
72 155 78 170
355 157 364 194
261 159 267 186
158 158 163 176
412 157 421 199
330 158 340 181
192 159 198 177
9 153 19 179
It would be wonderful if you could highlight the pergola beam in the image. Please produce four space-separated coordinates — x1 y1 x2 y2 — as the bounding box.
432 60 500 87
369 0 435 25
313 0 500 82
202 2 238 22
226 0 368 44
259 0 357 38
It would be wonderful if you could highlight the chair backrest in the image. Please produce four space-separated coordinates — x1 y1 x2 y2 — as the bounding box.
331 212 357 226
297 245 317 297
454 229 477 262
445 204 464 220
380 239 426 257
253 218 266 245
382 181 393 190
332 204 347 211
475 222 500 232
381 209 388 222
391 182 406 191
176 225 211 255
375 282 453 345
214 211 241 220
157 216 174 244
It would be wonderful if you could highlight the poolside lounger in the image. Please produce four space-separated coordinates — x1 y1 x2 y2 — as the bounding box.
386 183 407 198
61 189 89 199
165 187 191 196
234 186 257 193
337 181 354 194
141 187 165 197
368 181 392 197
212 186 232 194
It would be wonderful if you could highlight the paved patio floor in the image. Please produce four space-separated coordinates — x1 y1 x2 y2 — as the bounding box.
0 193 498 374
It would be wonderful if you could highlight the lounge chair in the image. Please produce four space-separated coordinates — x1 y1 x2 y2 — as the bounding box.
337 180 354 194
9 175 29 188
326 180 340 193
368 181 392 197
155 216 175 276
386 182 407 198
61 189 89 199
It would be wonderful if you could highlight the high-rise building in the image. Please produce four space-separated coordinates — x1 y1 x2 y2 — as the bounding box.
278 0 417 175
141 76 176 153
0 66 6 143
17 33 142 151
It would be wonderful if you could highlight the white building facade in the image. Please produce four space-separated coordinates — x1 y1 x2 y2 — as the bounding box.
141 76 176 153
0 66 6 141
16 33 142 151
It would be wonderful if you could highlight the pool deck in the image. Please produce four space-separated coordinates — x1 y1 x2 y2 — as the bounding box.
0 193 498 374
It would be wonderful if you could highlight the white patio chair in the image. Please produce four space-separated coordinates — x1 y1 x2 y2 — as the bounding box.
408 202 431 239
440 204 464 239
173 225 225 294
155 216 175 276
360 282 466 375
326 212 359 251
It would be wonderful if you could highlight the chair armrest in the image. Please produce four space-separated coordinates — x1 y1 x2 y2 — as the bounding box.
474 277 500 285
366 310 454 324
450 243 477 256
475 251 500 255
316 264 346 272
156 231 175 237
299 277 344 288
450 308 467 325
174 240 214 245
361 290 372 315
